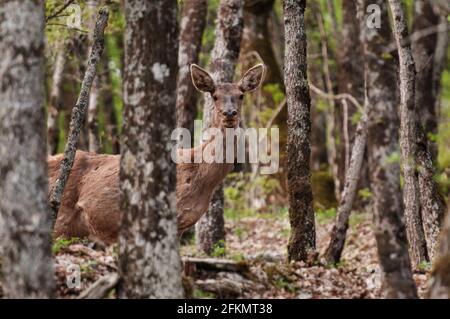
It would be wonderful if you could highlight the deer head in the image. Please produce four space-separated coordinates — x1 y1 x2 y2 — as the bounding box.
190 63 265 130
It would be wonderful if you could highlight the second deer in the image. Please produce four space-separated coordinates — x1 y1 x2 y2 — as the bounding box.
48 63 265 244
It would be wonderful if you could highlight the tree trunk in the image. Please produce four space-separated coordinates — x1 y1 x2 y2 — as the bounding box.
324 103 368 264
195 0 244 255
417 126 446 259
47 43 67 155
313 3 340 201
428 200 450 298
335 0 365 197
432 15 449 118
86 2 101 153
388 0 429 268
412 0 439 159
363 0 418 298
0 0 55 298
176 0 208 138
413 2 448 260
283 0 316 262
118 0 183 298
49 9 109 225
102 50 120 154
239 0 283 88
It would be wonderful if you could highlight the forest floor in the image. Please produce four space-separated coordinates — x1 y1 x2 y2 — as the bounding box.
0 209 430 299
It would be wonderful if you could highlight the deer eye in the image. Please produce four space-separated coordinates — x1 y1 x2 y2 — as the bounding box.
213 95 218 101
239 94 244 100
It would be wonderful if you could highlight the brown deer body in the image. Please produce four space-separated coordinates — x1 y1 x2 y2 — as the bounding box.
49 64 265 244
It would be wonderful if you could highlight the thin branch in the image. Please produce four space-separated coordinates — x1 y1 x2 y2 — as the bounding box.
266 98 286 129
385 23 450 53
49 8 109 226
46 0 76 22
309 83 364 113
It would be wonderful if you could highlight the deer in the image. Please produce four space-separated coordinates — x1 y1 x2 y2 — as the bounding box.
48 63 265 244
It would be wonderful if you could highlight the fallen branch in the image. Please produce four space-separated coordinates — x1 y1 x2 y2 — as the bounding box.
49 8 109 226
182 257 249 275
77 273 119 299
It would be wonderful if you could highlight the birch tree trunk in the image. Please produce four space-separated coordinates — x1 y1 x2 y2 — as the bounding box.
195 0 244 255
176 0 207 137
388 0 429 268
363 0 417 298
118 0 183 298
47 43 67 155
283 0 316 262
428 200 450 298
0 0 55 298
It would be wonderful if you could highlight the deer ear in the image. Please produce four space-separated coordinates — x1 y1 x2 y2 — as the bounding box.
238 64 265 92
190 64 215 93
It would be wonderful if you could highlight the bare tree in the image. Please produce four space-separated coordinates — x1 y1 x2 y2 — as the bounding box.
388 0 429 268
195 0 244 255
176 0 208 137
363 0 418 298
118 0 183 298
0 0 55 298
283 0 315 262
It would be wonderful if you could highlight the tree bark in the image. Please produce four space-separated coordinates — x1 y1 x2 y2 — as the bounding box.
102 50 120 154
428 200 450 298
432 15 449 118
363 0 418 298
86 2 101 153
324 103 368 264
283 0 316 262
176 0 207 138
388 0 429 267
47 43 67 155
118 0 183 298
239 0 283 88
313 3 340 201
412 0 439 159
0 0 55 298
335 0 365 197
195 0 244 255
49 8 109 226
417 126 446 259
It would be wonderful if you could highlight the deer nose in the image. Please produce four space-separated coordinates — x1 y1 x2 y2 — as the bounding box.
223 110 237 119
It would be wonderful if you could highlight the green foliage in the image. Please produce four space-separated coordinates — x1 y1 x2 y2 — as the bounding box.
316 207 337 225
349 213 365 229
385 151 400 165
193 289 215 299
211 240 226 258
358 188 373 201
52 237 80 254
